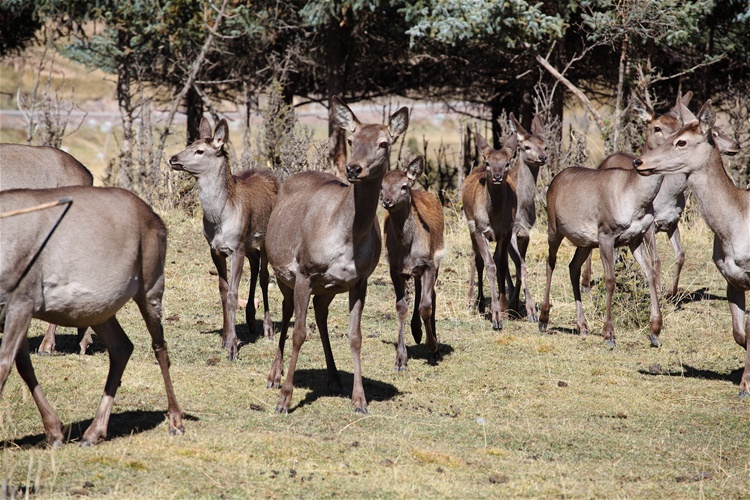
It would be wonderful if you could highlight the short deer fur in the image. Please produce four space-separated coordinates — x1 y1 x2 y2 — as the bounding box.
381 155 445 371
0 144 94 355
0 186 183 446
265 96 408 413
634 99 750 397
462 132 518 330
169 118 278 361
506 113 547 322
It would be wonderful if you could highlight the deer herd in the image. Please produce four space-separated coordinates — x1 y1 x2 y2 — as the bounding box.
0 92 748 447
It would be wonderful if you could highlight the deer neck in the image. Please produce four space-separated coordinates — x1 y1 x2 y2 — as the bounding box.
686 149 740 238
386 201 415 246
195 159 237 225
524 159 541 185
350 173 385 241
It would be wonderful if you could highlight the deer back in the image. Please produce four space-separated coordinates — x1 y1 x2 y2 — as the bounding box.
0 144 93 190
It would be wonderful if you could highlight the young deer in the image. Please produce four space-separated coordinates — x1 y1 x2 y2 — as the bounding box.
0 186 183 446
506 113 547 322
265 96 409 413
169 118 278 361
462 132 518 330
634 99 750 397
0 144 94 355
381 155 445 371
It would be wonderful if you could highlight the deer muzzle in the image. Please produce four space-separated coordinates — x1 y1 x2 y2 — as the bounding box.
346 162 364 181
168 155 184 171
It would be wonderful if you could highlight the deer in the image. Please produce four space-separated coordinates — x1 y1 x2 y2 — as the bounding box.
265 96 409 413
462 132 519 330
634 99 750 397
505 113 548 322
581 92 740 298
381 155 445 371
169 117 278 361
0 186 183 446
0 144 94 355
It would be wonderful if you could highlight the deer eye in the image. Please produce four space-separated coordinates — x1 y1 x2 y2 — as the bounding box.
347 138 353 146
196 149 204 155
379 142 388 149
676 140 687 147
654 126 662 133
401 184 408 192
524 146 531 151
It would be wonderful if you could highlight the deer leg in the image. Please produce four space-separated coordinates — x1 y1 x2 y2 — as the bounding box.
581 253 593 293
599 239 617 347
83 317 134 446
313 293 341 389
267 282 293 389
419 268 439 364
348 280 368 413
727 284 749 397
276 278 312 413
493 236 511 328
467 248 477 310
223 248 245 361
246 249 260 334
209 249 231 350
472 233 501 329
15 337 64 446
259 248 273 339
517 231 537 323
77 327 92 355
643 225 662 294
665 224 685 298
0 299 33 396
38 323 57 355
630 240 663 347
539 235 562 332
135 284 184 437
411 275 423 345
507 232 522 313
391 268 409 372
569 246 592 336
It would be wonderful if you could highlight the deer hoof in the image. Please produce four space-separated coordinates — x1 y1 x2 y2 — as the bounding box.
738 390 749 398
527 312 538 323
275 405 288 414
604 339 616 349
538 321 548 333
648 334 661 348
492 319 503 331
354 407 368 414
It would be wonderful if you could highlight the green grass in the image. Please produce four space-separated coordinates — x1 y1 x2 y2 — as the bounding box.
1 202 749 498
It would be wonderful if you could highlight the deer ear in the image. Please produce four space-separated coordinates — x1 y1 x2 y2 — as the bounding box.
697 100 716 135
631 95 654 122
406 156 424 182
331 96 359 132
476 133 492 156
199 117 213 140
504 134 518 157
388 107 410 139
213 119 229 149
680 90 693 107
677 98 697 124
509 113 527 141
531 114 545 137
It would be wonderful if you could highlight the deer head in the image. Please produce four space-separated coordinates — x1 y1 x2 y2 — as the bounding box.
381 156 424 211
477 132 518 185
169 117 229 175
509 113 547 167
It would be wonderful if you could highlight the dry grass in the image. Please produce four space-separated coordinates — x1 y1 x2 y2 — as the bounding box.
1 202 749 498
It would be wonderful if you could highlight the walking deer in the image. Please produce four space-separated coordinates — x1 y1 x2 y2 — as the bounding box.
0 144 94 355
265 96 408 413
169 118 278 361
0 186 183 446
462 132 518 330
381 155 445 371
634 99 750 397
506 113 547 322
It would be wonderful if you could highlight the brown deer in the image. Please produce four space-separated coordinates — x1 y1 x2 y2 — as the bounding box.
581 92 739 298
506 113 547 322
381 155 445 371
0 144 94 355
462 132 518 330
169 118 278 361
265 96 408 413
634 99 750 397
0 186 183 446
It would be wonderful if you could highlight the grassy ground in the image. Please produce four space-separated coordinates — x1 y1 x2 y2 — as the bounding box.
1 198 749 498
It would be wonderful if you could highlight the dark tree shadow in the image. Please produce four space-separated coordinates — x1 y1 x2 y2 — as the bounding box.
671 287 727 310
1 411 199 449
28 331 106 356
639 364 744 386
284 369 401 413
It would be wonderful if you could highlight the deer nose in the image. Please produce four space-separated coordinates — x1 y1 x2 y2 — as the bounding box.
633 158 643 167
382 198 394 209
492 174 504 184
346 163 363 179
169 154 177 164
539 154 548 164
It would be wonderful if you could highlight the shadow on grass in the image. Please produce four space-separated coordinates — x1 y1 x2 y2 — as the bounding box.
28 331 106 356
286 369 401 413
671 287 726 310
542 326 582 336
376 339 455 366
639 364 744 386
1 411 199 449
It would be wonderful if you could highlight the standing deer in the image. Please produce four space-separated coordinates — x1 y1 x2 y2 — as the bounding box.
169 118 278 361
462 132 518 330
634 99 750 397
265 96 408 413
0 144 94 355
381 155 445 371
506 113 547 322
0 186 183 446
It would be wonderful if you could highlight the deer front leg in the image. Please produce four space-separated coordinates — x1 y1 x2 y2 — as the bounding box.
0 299 34 397
37 323 58 355
276 278 312 413
473 232 502 330
348 280 368 413
419 268 439 364
630 240 663 347
569 246 592 336
539 235 562 332
666 224 685 299
727 284 749 397
643 225 662 294
268 282 293 389
224 248 246 361
246 250 260 334
313 293 341 388
390 268 409 371
599 238 617 347
516 231 537 323
581 253 593 293
259 248 274 339
209 249 231 351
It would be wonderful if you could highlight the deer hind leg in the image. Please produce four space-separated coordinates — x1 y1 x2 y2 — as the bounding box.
569 246 592 336
0 298 34 396
246 249 260 334
507 232 522 312
418 268 439 364
37 323 58 355
581 253 593 293
643 225 661 294
666 224 685 299
276 277 312 413
77 327 92 355
391 268 409 372
313 293 340 389
630 239 663 347
727 284 749 397
259 248 274 339
410 275 423 345
599 239 617 347
83 317 134 446
516 231 537 323
539 234 562 332
267 281 293 389
473 234 501 329
15 337 64 446
223 249 246 361
348 280 368 413
135 283 184 437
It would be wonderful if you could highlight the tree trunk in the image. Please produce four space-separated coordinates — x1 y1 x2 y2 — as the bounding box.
116 29 133 190
186 85 204 145
326 20 350 175
613 36 629 153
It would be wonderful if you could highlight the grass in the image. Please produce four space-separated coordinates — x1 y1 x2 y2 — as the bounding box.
1 199 749 498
